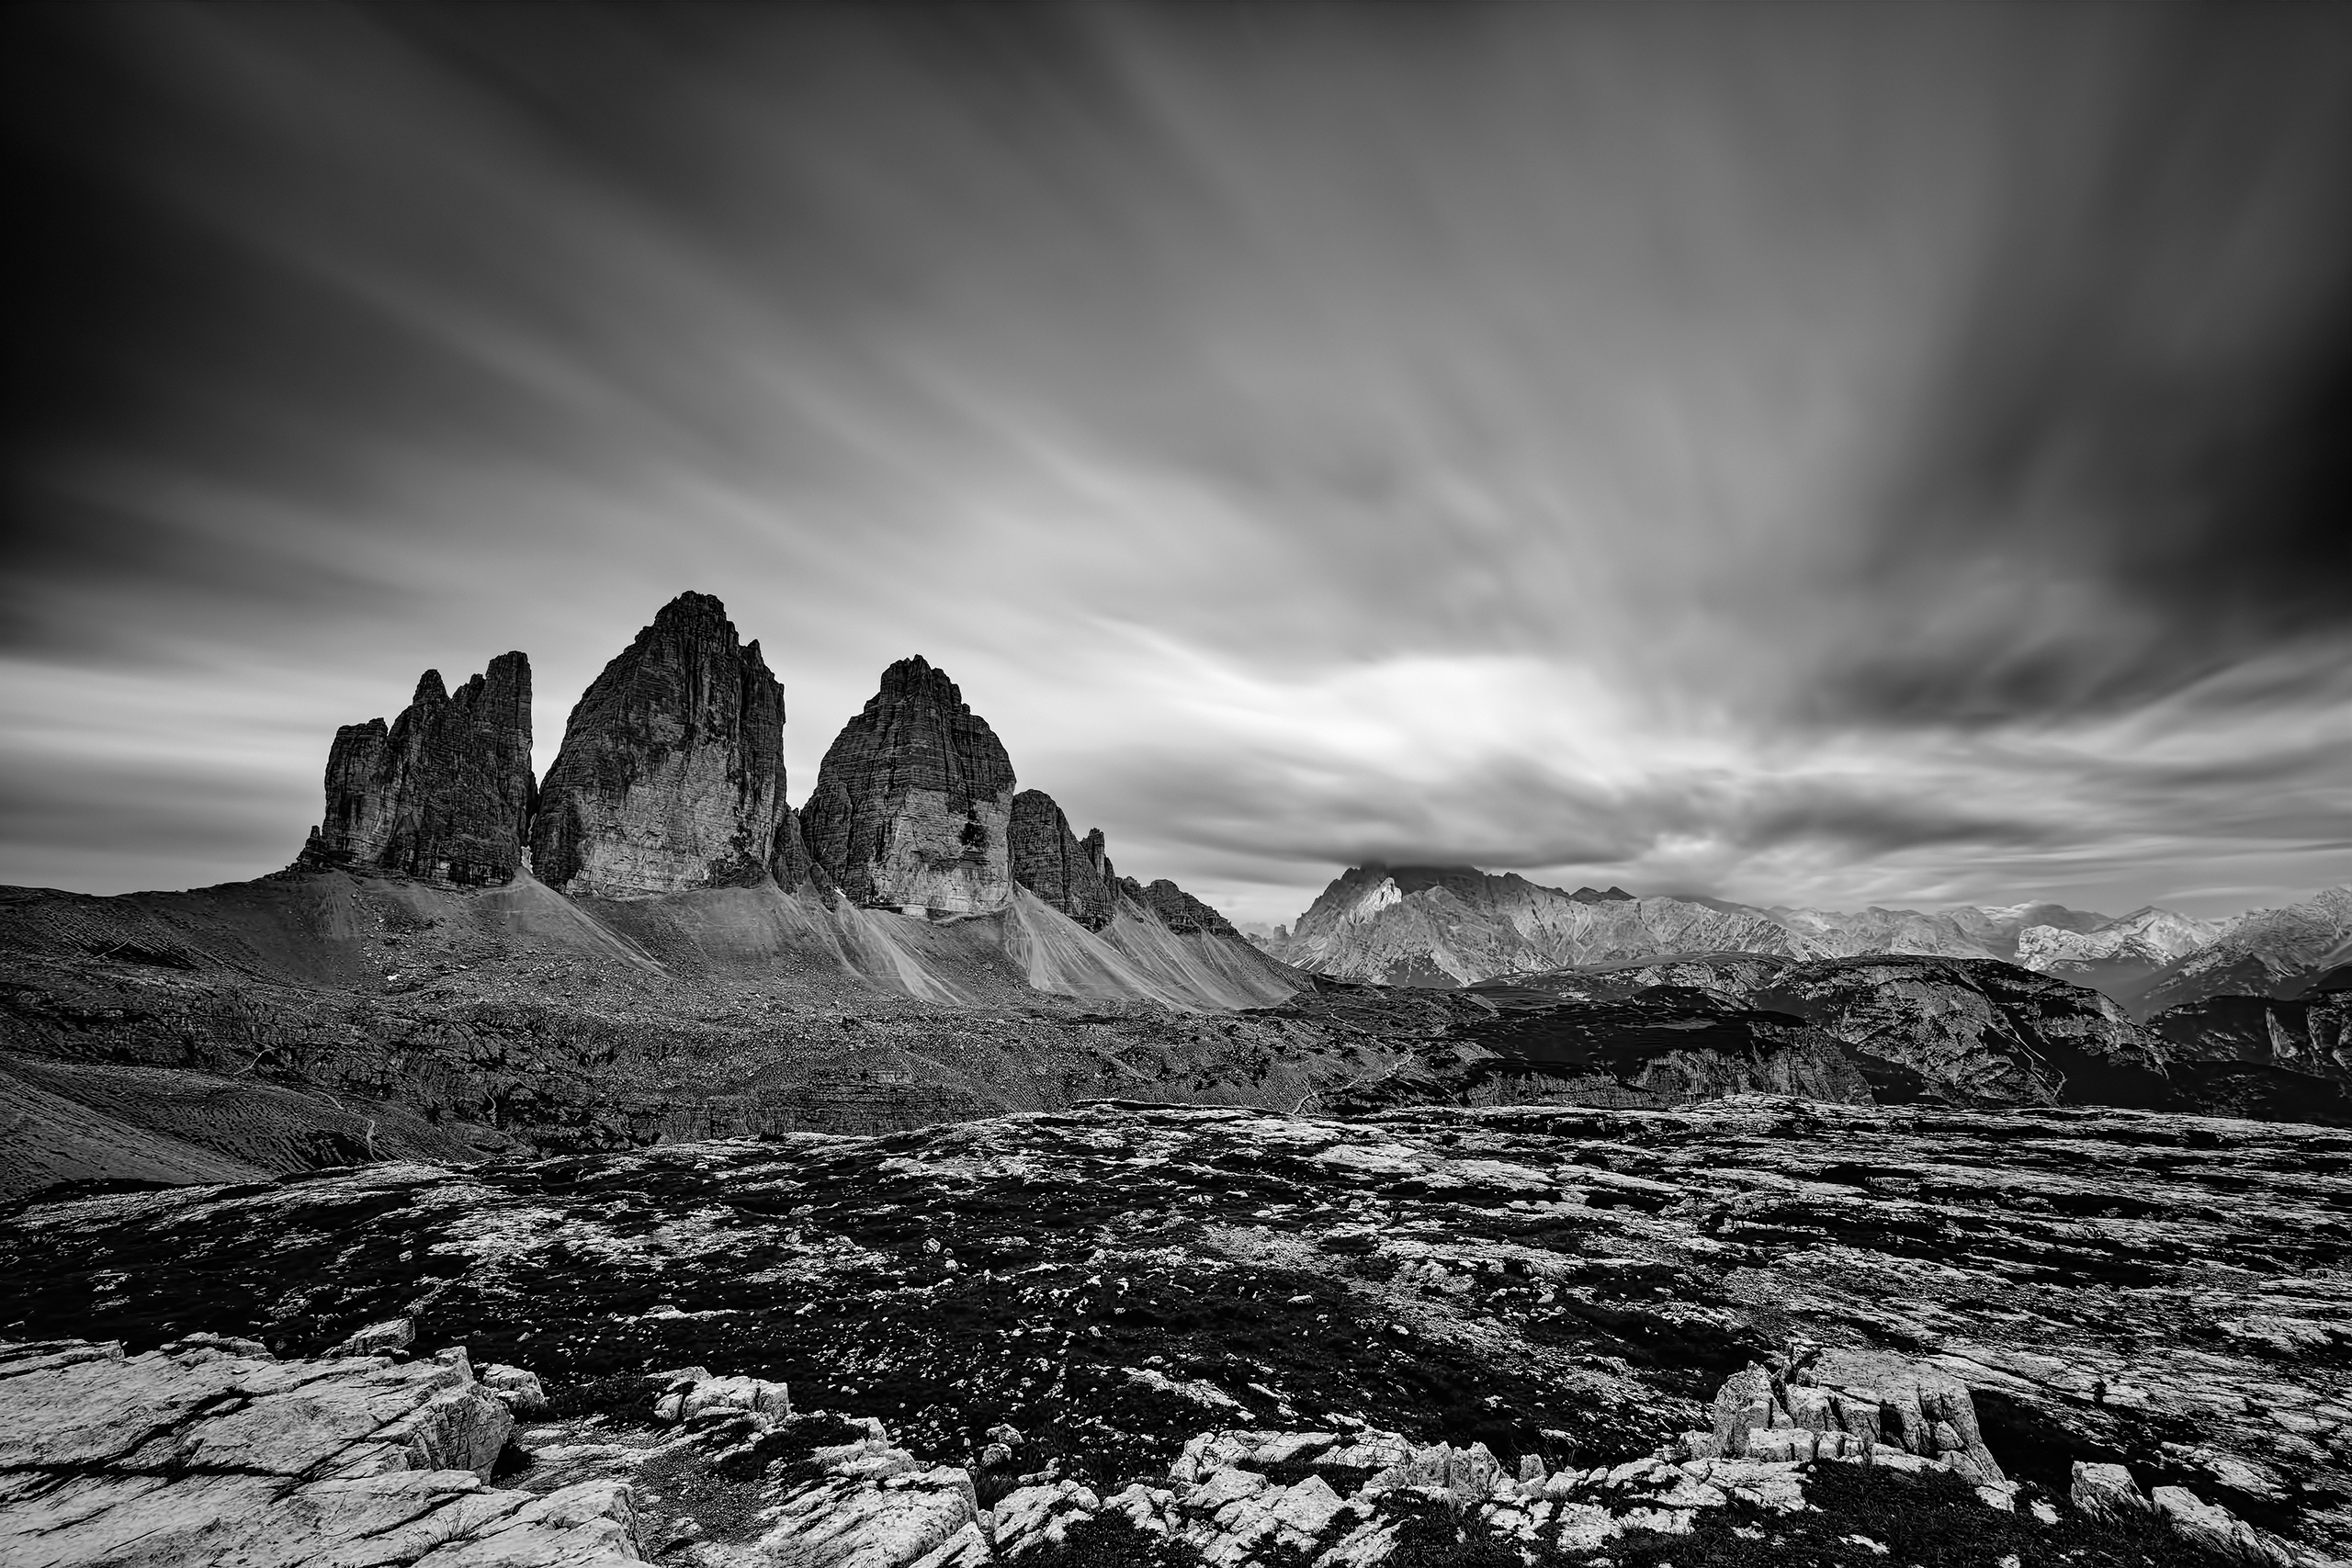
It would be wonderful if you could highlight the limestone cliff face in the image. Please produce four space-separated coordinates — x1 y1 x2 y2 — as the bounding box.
1009 790 1116 929
530 593 786 899
801 657 1017 914
302 652 534 886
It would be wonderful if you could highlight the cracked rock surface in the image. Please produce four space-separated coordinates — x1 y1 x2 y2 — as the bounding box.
3 1098 2346 1565
0 1337 639 1566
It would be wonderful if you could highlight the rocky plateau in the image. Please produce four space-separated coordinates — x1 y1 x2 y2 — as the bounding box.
5 1098 2347 1566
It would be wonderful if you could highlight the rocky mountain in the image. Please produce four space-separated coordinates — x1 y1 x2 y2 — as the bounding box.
2143 970 2352 1089
2011 907 2226 997
1270 865 1813 986
532 592 788 899
0 593 1320 1201
1745 955 2175 1108
1770 905 1998 960
2126 886 2352 1017
1007 789 1118 928
300 652 535 886
6 1098 2346 1567
1944 901 2115 954
1268 863 2319 1021
800 656 1019 915
1340 951 2258 1115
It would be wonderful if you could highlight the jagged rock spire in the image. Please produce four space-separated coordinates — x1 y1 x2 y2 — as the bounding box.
303 651 534 886
1009 790 1117 928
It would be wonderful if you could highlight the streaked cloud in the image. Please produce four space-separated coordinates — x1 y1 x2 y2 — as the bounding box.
4 5 2348 926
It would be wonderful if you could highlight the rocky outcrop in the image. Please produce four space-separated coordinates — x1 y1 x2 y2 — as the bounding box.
0 1337 640 1566
2139 982 2352 1123
800 657 1017 914
301 653 534 886
1743 956 2176 1108
2145 985 2352 1087
1006 797 1238 939
1691 1350 2003 1487
1334 990 1880 1112
531 592 786 899
1116 875 1238 938
1009 790 1116 929
1481 953 2176 1109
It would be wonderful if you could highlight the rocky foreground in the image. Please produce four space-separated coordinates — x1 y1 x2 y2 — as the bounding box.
4 1097 2346 1566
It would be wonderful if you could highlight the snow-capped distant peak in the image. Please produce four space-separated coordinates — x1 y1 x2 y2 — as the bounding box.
2014 907 2221 972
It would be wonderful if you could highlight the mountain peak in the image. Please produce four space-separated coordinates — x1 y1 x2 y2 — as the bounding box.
533 599 785 898
799 656 1017 913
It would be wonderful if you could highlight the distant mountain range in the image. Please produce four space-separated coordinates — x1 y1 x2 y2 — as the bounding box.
1260 863 2352 1017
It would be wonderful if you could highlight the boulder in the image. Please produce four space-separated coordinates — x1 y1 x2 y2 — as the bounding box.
1712 1365 1777 1457
754 1463 980 1568
800 657 1017 914
532 592 787 898
333 1317 415 1358
1009 790 1117 929
2152 1484 2275 1563
301 652 534 886
1804 1348 2005 1485
1690 1352 2005 1486
681 1373 792 1421
477 1363 548 1416
989 1480 1102 1557
2072 1461 2152 1521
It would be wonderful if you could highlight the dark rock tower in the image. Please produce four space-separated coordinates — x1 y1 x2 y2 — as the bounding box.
302 652 535 886
800 657 1017 913
1008 789 1118 929
530 592 786 898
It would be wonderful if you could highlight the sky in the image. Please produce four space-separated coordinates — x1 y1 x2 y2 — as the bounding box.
6 4 2350 928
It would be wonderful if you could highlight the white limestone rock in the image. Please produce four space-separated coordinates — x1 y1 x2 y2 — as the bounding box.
0 1338 635 1568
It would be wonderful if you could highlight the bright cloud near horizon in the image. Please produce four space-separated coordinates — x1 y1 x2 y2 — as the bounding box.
5 6 2350 928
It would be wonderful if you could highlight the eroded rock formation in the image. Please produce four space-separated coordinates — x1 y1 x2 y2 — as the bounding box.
531 592 786 899
1010 790 1117 928
301 653 534 886
1117 875 1239 938
800 657 1017 914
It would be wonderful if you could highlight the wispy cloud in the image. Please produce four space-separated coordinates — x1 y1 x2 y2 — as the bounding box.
4 5 2348 924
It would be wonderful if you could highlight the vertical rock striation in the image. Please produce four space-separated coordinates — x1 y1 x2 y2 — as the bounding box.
801 657 1017 914
302 652 534 886
1009 790 1118 928
531 592 786 899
